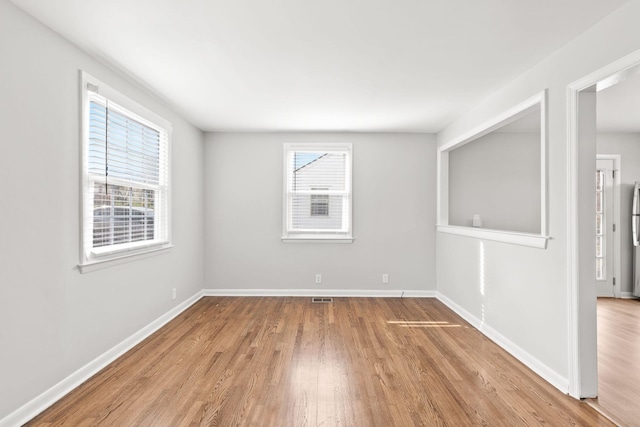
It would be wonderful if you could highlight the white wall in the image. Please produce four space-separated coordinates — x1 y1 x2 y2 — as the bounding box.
449 131 540 233
204 132 436 293
597 132 640 295
0 0 204 420
436 0 640 391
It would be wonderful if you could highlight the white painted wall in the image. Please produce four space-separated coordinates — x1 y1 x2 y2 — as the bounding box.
597 132 640 295
0 1 204 420
204 132 436 293
437 0 640 392
449 132 540 233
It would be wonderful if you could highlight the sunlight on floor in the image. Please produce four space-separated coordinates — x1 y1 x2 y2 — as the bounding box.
387 320 464 328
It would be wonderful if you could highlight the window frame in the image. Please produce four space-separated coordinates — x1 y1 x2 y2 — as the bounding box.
79 71 173 272
436 90 549 249
282 143 353 243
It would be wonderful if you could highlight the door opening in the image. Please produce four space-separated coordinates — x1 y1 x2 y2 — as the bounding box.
568 50 640 399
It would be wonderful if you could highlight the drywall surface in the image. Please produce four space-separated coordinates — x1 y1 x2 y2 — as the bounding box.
448 132 540 233
437 0 640 390
204 132 436 293
0 1 204 420
597 132 640 295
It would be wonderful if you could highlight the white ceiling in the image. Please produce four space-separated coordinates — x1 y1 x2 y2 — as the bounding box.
10 0 631 132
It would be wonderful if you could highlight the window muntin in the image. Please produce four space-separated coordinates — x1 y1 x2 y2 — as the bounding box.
81 72 171 267
283 144 352 240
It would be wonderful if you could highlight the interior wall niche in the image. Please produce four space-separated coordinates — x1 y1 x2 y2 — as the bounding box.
449 106 541 233
437 90 548 248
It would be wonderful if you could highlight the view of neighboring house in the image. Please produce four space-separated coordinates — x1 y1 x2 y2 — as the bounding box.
290 152 347 232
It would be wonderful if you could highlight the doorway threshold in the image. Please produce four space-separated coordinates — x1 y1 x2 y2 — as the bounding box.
585 398 625 427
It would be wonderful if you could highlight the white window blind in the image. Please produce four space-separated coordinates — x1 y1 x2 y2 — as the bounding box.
81 72 171 267
283 143 352 240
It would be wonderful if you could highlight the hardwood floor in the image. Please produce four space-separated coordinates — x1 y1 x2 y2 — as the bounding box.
588 298 640 427
27 297 613 426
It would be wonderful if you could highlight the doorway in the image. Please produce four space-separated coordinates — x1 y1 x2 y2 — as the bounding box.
569 49 640 411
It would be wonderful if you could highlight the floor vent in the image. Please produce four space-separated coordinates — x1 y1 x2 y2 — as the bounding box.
311 297 334 303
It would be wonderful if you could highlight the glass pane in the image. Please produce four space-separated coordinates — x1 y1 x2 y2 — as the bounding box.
291 194 346 231
93 182 155 247
596 258 604 280
595 168 606 280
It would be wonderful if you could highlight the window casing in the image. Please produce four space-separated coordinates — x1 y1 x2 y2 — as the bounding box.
283 143 352 241
436 90 549 249
80 72 171 270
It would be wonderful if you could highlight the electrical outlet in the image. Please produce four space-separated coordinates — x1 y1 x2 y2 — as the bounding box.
382 274 389 284
315 274 322 284
172 288 177 300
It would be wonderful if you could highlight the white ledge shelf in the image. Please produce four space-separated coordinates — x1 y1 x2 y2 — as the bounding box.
437 225 549 249
282 237 353 244
79 245 174 273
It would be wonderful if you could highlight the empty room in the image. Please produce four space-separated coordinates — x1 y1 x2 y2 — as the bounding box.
2 0 640 426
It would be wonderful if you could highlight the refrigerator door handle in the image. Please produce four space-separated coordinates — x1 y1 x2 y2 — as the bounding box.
633 183 640 247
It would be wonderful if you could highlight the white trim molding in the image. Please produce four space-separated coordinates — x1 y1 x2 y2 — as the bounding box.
203 289 436 298
437 225 549 249
621 292 640 299
0 291 204 427
78 245 174 273
567 48 640 399
436 292 569 393
437 89 549 246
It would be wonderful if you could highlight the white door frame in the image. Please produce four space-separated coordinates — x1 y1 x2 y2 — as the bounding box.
568 50 640 398
596 155 621 299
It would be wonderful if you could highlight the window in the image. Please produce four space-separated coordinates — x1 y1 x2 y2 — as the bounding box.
595 169 605 280
80 72 171 271
283 143 352 241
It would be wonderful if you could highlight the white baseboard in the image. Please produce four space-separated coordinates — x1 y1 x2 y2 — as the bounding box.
202 288 436 298
436 291 569 394
596 291 615 298
0 290 204 427
620 292 639 299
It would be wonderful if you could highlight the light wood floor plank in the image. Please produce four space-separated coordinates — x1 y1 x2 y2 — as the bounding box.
588 298 640 427
26 297 614 426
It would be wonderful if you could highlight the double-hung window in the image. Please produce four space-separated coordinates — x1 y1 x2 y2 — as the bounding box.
80 72 171 271
283 143 352 241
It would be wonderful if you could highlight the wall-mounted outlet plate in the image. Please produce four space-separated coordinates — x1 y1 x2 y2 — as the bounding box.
315 274 322 284
172 288 176 300
382 274 389 284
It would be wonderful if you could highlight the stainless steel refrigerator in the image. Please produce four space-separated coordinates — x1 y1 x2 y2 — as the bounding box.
633 182 640 297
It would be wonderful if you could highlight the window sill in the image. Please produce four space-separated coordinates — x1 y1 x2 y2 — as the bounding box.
437 225 549 249
282 236 353 243
79 244 174 273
